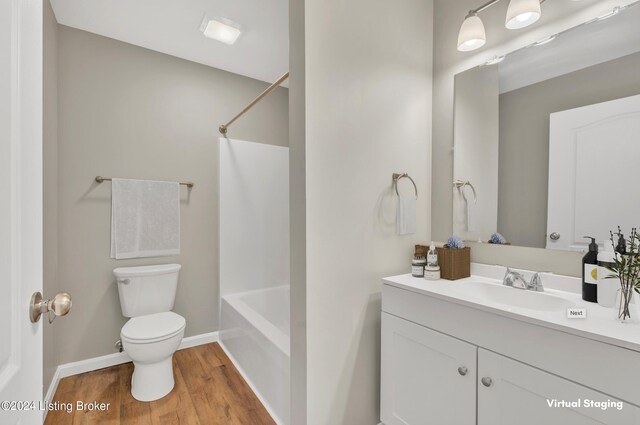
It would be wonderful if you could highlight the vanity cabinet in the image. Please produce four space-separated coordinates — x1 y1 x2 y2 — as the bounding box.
381 313 476 425
381 280 640 425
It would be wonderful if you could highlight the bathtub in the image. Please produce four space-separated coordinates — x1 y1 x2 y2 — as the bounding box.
220 286 290 425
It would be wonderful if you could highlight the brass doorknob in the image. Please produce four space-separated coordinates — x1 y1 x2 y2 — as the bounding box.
30 292 72 323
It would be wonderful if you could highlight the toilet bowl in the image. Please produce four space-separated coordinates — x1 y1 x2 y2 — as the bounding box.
121 311 186 401
114 264 185 402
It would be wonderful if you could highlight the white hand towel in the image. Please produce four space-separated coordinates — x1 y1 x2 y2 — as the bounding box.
397 196 417 235
111 178 180 259
466 200 477 233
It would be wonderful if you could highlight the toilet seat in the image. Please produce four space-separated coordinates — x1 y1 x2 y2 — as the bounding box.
121 311 186 344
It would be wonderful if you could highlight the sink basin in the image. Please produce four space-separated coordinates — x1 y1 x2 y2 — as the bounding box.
452 281 573 312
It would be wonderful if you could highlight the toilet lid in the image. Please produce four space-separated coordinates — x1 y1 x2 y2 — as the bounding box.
121 312 185 341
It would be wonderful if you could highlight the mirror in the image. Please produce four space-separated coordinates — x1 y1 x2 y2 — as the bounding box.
453 2 640 252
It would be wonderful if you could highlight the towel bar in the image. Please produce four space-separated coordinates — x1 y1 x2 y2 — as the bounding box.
95 176 194 188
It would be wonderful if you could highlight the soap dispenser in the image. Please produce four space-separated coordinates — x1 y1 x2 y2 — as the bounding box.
582 236 598 303
424 242 440 280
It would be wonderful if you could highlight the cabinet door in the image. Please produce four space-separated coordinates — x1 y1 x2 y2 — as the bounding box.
381 313 476 425
478 349 640 425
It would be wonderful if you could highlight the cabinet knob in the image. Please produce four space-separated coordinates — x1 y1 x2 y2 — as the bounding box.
481 377 492 387
550 232 560 241
457 366 468 376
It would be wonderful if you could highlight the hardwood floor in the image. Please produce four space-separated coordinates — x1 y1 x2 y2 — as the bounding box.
44 343 275 425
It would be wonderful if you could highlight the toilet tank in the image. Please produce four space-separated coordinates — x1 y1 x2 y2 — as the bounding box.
114 264 181 317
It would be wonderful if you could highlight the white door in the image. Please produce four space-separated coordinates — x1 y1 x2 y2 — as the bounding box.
0 0 44 424
478 349 640 425
381 313 476 425
547 94 640 251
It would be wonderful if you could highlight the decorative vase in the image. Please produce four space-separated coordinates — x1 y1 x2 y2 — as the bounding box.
615 287 639 324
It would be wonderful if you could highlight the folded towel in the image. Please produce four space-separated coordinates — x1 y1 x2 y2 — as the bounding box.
111 178 180 259
397 196 417 235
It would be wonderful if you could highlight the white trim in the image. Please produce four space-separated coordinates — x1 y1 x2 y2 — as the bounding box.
177 331 219 350
43 367 62 412
43 331 219 416
218 341 282 425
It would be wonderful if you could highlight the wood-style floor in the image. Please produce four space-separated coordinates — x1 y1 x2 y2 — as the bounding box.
44 343 275 425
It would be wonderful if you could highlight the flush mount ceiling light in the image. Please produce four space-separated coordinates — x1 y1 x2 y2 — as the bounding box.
457 0 551 52
200 15 242 45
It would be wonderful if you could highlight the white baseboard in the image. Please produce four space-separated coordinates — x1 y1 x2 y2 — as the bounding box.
177 331 219 350
44 331 219 412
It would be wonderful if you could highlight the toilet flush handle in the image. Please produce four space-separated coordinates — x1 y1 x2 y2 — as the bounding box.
118 278 130 285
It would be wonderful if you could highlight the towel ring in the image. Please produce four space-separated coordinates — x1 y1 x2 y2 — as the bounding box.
453 179 477 204
393 173 418 199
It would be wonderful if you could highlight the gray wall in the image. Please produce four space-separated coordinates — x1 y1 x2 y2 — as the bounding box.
498 51 640 248
54 25 288 365
302 0 433 423
431 0 621 277
43 0 59 398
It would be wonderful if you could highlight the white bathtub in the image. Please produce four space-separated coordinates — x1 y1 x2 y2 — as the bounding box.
220 286 290 425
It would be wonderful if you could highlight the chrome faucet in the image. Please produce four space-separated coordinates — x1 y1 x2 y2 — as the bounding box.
503 268 544 292
528 272 545 292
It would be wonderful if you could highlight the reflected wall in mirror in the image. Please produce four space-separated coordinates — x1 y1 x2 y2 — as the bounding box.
453 2 640 252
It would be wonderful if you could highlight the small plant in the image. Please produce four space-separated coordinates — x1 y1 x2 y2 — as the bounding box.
445 235 465 249
489 232 507 245
606 227 640 322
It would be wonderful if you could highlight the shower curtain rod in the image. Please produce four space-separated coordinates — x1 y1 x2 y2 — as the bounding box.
219 71 289 136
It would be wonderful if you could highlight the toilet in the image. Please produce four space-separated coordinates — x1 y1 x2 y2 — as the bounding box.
114 264 186 402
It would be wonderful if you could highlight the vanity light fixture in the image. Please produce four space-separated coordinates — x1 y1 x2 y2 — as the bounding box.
200 15 242 45
458 12 487 51
457 0 549 52
505 0 542 29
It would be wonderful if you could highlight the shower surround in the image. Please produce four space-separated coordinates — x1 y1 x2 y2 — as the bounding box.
219 138 290 425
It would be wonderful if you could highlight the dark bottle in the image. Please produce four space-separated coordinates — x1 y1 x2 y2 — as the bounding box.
582 236 598 303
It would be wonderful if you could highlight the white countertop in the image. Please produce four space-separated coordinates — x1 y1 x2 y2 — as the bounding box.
383 266 640 353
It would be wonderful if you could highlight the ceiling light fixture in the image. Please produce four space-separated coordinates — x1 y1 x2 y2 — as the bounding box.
199 15 242 45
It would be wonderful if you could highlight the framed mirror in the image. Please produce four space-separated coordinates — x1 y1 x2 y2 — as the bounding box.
453 2 640 252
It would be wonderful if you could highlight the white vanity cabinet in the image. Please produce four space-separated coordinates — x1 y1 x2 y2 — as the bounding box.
381 313 476 425
381 277 640 425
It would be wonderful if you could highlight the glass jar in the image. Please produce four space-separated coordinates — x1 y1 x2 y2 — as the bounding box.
412 256 426 277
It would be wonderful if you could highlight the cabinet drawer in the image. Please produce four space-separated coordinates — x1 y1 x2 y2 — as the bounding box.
381 313 476 425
